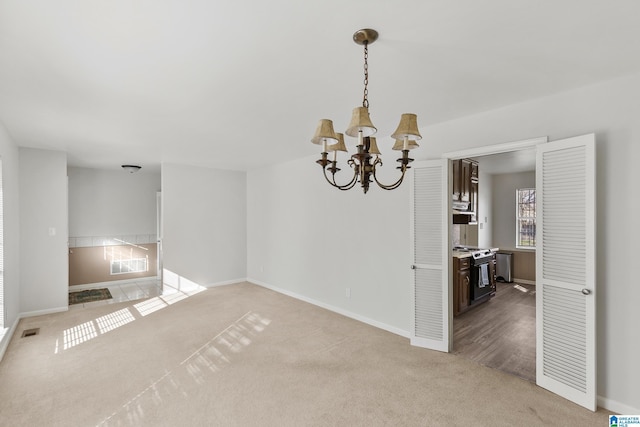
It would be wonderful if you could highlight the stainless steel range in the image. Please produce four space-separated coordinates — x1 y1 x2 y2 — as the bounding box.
454 246 496 303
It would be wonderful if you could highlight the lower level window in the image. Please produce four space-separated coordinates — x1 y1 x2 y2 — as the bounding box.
110 258 148 275
517 188 536 248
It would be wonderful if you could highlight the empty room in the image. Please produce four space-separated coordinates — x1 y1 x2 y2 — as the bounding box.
1 1 639 425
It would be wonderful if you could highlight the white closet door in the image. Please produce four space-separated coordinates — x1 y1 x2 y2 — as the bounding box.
410 159 450 352
536 134 596 411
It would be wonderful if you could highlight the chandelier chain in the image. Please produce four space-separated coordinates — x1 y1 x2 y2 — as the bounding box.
362 42 369 108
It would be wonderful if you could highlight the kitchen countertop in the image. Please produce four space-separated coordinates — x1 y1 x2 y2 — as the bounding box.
452 247 499 259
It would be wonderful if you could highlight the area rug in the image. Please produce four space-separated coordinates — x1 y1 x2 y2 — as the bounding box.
69 288 113 305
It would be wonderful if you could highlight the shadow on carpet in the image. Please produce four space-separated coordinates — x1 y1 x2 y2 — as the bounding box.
69 288 112 305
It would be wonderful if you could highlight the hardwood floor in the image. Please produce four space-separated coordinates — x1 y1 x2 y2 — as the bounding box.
453 281 536 382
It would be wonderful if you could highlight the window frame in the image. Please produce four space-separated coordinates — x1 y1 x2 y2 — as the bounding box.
516 187 536 249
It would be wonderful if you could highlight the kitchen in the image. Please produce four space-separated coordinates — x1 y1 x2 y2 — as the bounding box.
449 150 537 382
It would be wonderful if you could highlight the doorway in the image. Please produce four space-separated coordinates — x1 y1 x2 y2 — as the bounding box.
450 148 536 383
411 134 597 410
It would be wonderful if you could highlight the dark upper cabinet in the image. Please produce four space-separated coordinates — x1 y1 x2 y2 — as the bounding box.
470 161 479 182
452 159 479 224
452 159 461 202
460 160 471 203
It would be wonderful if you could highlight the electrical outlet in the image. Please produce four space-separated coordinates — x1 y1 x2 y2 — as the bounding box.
345 287 351 298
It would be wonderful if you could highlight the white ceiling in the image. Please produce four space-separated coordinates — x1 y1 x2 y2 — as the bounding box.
2 1 640 172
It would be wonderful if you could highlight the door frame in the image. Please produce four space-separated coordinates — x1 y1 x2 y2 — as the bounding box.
442 137 548 161
439 135 598 411
441 136 548 318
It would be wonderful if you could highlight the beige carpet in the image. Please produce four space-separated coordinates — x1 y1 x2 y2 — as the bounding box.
0 282 610 426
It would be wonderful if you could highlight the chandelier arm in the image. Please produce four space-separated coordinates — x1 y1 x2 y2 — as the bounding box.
322 163 359 190
372 166 407 190
371 156 410 190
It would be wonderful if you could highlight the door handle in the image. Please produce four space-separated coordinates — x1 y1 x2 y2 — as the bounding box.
410 265 416 270
581 288 592 295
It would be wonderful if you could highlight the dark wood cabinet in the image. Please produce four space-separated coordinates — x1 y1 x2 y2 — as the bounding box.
469 179 478 224
453 256 471 316
452 158 479 224
470 161 479 181
460 160 471 203
454 253 496 316
452 159 461 202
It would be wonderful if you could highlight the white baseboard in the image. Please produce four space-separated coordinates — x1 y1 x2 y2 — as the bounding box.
0 317 20 363
1 305 68 363
598 395 640 415
19 306 68 318
247 278 409 339
205 278 247 288
69 276 158 291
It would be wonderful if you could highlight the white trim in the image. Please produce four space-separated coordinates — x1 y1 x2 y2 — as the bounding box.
204 278 247 288
249 278 410 338
598 395 639 415
442 136 548 159
513 278 536 286
0 316 20 362
19 306 68 318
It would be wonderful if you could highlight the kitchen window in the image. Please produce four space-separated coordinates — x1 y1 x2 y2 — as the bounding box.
516 188 536 248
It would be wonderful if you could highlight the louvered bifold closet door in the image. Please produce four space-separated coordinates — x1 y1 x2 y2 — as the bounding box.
410 160 449 352
536 134 596 411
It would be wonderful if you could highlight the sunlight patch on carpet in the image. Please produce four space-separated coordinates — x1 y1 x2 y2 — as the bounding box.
63 321 98 350
58 271 209 354
96 308 136 334
97 311 272 426
133 286 201 317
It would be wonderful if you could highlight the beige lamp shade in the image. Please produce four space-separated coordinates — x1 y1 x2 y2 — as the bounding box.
390 113 421 140
392 139 420 150
368 137 381 155
311 119 338 145
327 133 348 152
345 107 377 137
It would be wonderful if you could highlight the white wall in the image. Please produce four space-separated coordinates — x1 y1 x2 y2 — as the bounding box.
247 72 640 413
491 171 535 250
422 75 639 412
247 154 411 335
19 148 68 315
161 163 246 286
0 121 20 330
477 170 493 248
68 167 160 238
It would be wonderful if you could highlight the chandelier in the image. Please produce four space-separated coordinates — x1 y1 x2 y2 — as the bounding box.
311 29 421 193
